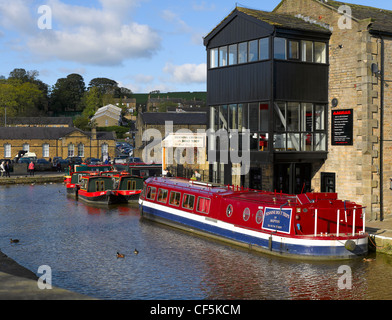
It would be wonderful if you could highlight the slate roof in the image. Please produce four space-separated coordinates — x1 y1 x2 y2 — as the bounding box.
318 0 392 35
204 6 331 43
141 112 207 125
0 127 115 140
236 6 331 33
4 117 74 127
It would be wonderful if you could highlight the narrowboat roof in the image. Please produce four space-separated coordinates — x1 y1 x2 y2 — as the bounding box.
145 177 298 203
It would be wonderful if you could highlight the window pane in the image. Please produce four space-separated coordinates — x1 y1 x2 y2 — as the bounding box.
274 133 286 150
229 104 237 129
228 44 237 65
301 40 313 62
238 42 247 63
315 105 325 130
219 105 228 130
287 133 300 151
259 103 269 132
288 40 299 59
210 48 218 68
301 103 313 132
314 42 326 63
287 102 300 131
248 40 258 62
219 46 227 67
302 133 313 151
240 104 248 131
314 133 327 151
274 37 286 59
249 103 259 131
274 102 286 131
259 37 269 60
238 104 243 130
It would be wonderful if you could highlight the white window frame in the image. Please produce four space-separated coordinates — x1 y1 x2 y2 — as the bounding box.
42 143 49 158
4 143 11 158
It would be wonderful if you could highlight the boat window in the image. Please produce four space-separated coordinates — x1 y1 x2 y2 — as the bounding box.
243 208 250 221
256 209 264 224
197 197 211 214
157 189 168 203
169 191 181 206
226 204 233 217
182 194 195 210
146 187 156 200
127 180 136 190
96 180 105 191
81 179 88 190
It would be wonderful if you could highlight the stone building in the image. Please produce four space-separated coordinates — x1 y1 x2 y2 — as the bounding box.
204 0 392 220
0 127 116 160
91 104 122 127
274 0 392 220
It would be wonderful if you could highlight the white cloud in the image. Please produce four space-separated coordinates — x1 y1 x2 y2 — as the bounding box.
0 0 161 66
163 62 206 84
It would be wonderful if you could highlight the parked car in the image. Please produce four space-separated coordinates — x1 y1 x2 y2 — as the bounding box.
35 159 52 171
85 157 100 165
65 156 83 165
52 157 63 168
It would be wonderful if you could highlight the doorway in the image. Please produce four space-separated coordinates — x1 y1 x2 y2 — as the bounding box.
274 163 311 194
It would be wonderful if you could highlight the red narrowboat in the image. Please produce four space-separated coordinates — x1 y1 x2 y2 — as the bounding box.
110 174 145 203
139 177 368 260
78 175 114 204
66 171 99 197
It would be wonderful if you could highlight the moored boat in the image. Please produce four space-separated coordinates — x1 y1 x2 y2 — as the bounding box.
66 171 99 197
78 175 114 204
139 177 368 260
110 174 145 203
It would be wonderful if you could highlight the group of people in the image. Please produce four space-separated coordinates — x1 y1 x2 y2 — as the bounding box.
0 161 11 177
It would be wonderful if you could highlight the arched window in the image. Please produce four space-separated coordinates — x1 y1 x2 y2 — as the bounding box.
68 143 74 157
42 143 49 158
4 143 11 158
101 143 108 158
78 143 84 157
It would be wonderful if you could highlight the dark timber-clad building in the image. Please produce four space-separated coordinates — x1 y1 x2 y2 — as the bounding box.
204 6 331 193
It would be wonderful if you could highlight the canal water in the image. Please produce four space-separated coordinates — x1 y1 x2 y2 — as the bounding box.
0 183 392 300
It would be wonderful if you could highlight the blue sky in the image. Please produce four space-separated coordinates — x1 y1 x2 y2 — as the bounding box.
0 0 391 94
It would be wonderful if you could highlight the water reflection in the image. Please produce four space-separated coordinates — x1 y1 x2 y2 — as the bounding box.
0 183 391 299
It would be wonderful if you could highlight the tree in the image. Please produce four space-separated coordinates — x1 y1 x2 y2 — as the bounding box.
88 77 118 96
50 73 85 113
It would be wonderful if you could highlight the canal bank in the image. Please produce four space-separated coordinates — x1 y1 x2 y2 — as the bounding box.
0 251 94 300
366 219 392 255
0 172 65 185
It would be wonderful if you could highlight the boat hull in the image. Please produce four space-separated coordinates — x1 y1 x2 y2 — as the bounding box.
139 199 368 260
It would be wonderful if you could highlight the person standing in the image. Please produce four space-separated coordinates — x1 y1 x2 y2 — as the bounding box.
28 161 35 176
0 161 4 177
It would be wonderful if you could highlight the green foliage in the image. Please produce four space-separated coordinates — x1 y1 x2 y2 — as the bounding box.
97 126 129 139
50 73 85 113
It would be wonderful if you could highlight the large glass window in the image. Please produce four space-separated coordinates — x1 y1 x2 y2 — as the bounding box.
229 104 237 130
274 37 286 59
301 40 313 62
248 40 258 62
238 42 248 64
259 103 269 132
273 102 327 151
210 48 218 68
288 40 299 60
314 42 326 63
228 44 237 65
259 38 269 60
219 46 227 67
249 103 259 131
315 104 325 130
